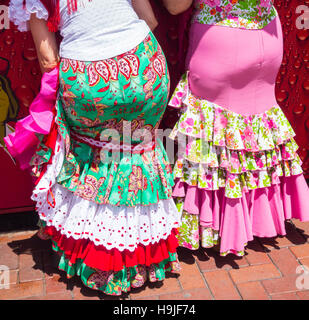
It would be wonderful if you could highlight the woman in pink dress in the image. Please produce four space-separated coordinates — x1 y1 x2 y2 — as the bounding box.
163 0 309 256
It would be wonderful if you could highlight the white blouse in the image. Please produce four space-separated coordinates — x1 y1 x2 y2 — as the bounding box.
9 0 150 61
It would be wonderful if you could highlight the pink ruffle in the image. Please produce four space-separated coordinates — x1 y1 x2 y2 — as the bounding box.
173 175 309 254
4 67 59 170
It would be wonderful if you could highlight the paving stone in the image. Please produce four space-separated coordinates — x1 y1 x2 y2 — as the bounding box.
290 244 309 259
203 270 241 300
237 281 269 300
8 269 18 285
262 275 301 295
291 220 309 242
299 257 309 269
197 249 249 272
271 292 299 300
131 295 159 300
269 248 300 276
0 280 44 300
229 264 281 284
0 243 19 270
178 261 206 290
245 239 271 266
22 291 73 300
45 273 71 294
296 291 309 300
130 276 182 299
158 288 213 300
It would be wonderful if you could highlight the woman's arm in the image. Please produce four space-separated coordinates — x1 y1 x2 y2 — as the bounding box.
162 0 193 15
132 0 158 31
29 14 59 74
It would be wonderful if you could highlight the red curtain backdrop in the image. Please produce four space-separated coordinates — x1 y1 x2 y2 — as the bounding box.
0 0 308 213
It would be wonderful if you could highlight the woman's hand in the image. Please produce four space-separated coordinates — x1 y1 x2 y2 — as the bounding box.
162 0 193 15
132 0 158 31
29 14 60 74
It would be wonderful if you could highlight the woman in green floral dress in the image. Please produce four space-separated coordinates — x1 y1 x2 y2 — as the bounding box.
5 0 181 296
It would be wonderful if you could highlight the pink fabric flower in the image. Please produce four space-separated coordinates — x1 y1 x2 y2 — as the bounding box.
248 174 256 186
214 112 227 136
204 0 221 8
231 153 240 169
243 126 254 142
193 230 200 243
224 3 233 13
186 127 193 134
219 114 228 127
267 119 277 129
260 0 272 9
171 97 180 107
184 242 193 250
243 126 259 151
185 143 192 155
281 149 291 160
256 158 264 169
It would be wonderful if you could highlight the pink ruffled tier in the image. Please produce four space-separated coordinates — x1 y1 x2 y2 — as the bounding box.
173 175 309 255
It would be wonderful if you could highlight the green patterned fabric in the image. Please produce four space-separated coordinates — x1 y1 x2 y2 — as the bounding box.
31 31 181 296
52 240 180 296
31 32 175 207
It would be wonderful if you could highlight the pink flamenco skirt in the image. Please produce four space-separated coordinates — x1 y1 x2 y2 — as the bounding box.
169 15 309 256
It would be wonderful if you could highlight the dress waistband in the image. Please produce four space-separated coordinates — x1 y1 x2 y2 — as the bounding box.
70 130 156 154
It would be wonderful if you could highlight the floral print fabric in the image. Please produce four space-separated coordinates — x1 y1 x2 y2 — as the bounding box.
31 32 175 207
169 73 303 199
175 197 219 250
175 197 245 255
52 241 180 296
169 73 304 253
31 32 181 296
193 0 278 29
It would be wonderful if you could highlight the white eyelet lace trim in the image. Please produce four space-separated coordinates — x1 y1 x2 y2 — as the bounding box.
9 0 49 32
31 134 181 252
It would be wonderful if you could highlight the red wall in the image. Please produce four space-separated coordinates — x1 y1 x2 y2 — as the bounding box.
0 0 41 213
0 0 308 214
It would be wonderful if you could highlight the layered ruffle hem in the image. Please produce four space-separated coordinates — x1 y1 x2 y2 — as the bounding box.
169 73 309 256
5 67 181 296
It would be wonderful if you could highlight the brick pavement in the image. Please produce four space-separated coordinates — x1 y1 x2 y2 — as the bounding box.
0 219 309 300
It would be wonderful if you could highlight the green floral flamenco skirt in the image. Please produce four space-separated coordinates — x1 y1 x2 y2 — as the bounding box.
30 32 181 296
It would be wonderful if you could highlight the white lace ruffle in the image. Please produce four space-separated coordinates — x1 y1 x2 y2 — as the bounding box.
31 134 181 252
9 0 49 32
34 184 180 252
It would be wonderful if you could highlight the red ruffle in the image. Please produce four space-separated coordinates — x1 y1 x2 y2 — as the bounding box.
43 225 179 272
